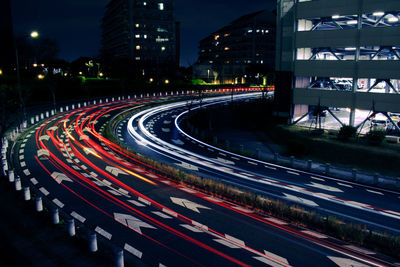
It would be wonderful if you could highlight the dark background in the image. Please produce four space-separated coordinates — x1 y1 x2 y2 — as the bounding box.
12 0 276 66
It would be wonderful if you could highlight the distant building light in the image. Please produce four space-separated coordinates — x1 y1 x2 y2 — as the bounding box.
161 46 166 51
79 71 83 75
136 45 141 50
38 74 44 79
224 33 230 37
64 73 68 77
224 47 230 51
143 1 147 5
372 11 385 17
135 24 140 28
144 34 147 39
149 78 154 82
41 64 45 67
99 72 104 77
33 63 38 67
345 47 356 51
158 3 164 10
135 34 140 38
347 20 358 25
0 69 2 75
248 29 253 33
135 57 141 60
164 79 169 84
332 14 340 19
214 35 220 40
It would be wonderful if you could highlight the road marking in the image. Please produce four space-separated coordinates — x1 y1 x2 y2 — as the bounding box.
52 198 65 208
138 197 151 206
72 165 80 170
39 135 50 141
284 193 319 207
37 149 50 158
248 161 258 166
19 149 24 154
118 188 130 196
232 206 254 213
51 172 73 184
79 135 89 141
366 189 383 195
95 226 112 240
231 156 240 160
151 211 172 219
161 128 170 132
23 169 31 176
214 157 235 165
192 220 208 231
327 256 369 267
71 211 86 223
214 239 241 249
301 230 328 239
170 197 211 213
306 182 343 193
264 217 288 225
30 178 39 185
286 171 299 176
114 213 156 235
337 182 353 188
175 162 199 171
124 243 143 259
101 179 112 186
20 162 26 167
225 234 245 246
162 208 178 218
204 196 223 202
128 200 145 207
108 190 122 196
264 165 277 170
19 155 24 160
20 143 26 148
207 148 214 152
171 139 184 145
39 187 50 196
106 166 128 177
342 245 376 255
180 224 203 233
310 176 325 182
253 256 287 267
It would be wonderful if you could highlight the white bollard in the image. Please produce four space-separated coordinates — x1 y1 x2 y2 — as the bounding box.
35 115 39 122
66 106 69 111
99 99 102 104
115 249 124 267
60 107 64 112
36 197 43 212
51 110 55 116
52 208 59 224
40 113 44 120
8 170 14 182
93 100 96 104
106 98 109 103
46 111 49 118
23 186 31 201
78 103 81 108
67 219 76 237
84 102 87 107
112 97 114 101
15 177 22 191
89 233 98 252
72 104 75 109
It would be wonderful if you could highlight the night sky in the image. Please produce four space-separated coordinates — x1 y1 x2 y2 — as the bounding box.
12 0 276 66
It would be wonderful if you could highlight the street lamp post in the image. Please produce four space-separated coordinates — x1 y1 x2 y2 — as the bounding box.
15 31 39 121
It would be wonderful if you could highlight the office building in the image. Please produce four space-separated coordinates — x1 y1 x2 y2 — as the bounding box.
102 0 179 77
276 0 400 131
193 10 276 84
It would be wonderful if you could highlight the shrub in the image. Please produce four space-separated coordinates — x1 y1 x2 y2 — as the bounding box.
366 130 386 146
338 125 357 141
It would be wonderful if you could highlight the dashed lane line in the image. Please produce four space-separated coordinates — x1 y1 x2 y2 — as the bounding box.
71 211 86 223
95 226 112 240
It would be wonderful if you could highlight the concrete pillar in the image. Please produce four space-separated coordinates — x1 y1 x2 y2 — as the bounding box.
89 233 98 252
93 100 96 105
67 219 75 237
99 99 102 104
52 208 59 224
112 97 115 101
78 103 81 108
115 249 124 267
51 110 55 116
106 98 109 103
72 104 75 109
8 170 14 182
36 197 43 212
23 121 27 128
84 102 87 107
23 186 31 201
118 96 121 101
15 177 22 191
256 148 261 159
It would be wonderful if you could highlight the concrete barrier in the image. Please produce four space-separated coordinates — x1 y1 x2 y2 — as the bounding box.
373 173 380 185
274 153 279 162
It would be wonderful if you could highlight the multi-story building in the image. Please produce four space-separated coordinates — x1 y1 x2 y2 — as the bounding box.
0 0 15 74
193 10 276 84
101 0 179 78
276 0 400 131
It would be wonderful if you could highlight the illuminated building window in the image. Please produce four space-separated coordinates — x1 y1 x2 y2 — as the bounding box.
135 57 141 60
136 45 141 50
135 34 140 38
158 3 164 10
161 46 166 51
135 24 140 28
224 47 230 51
143 2 147 5
144 34 147 39
214 35 220 40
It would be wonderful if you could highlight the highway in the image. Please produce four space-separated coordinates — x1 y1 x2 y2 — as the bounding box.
10 93 399 266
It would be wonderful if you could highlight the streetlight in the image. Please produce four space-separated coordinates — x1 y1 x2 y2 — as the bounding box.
30 31 39 39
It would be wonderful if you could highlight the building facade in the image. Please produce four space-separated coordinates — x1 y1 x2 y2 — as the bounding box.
276 0 400 130
102 0 179 78
193 10 276 84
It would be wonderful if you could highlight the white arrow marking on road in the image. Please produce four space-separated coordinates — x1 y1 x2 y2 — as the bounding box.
172 139 184 145
327 256 369 267
306 182 343 193
106 166 127 177
284 193 319 207
37 149 50 157
39 135 50 141
51 172 73 184
175 162 199 171
214 157 235 165
170 197 211 213
114 213 156 234
79 135 89 141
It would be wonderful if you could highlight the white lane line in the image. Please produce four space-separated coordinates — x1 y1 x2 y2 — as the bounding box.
248 161 258 166
219 152 227 156
52 198 65 208
19 149 24 154
253 256 287 267
284 193 319 207
310 176 325 182
21 143 26 148
286 171 299 176
128 200 145 207
124 243 143 259
366 189 384 195
138 197 151 206
180 187 197 194
23 169 31 176
118 188 130 196
180 224 203 233
343 245 376 255
108 190 122 196
71 211 86 223
232 206 254 213
162 208 178 218
151 211 172 219
337 182 353 188
102 179 112 186
264 217 288 225
39 187 50 196
95 226 112 240
225 234 245 246
231 156 240 160
306 182 343 193
20 162 26 167
30 178 39 185
264 165 277 170
204 196 223 202
19 155 24 160
301 230 328 239
192 220 208 231
214 239 241 249
263 250 289 265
